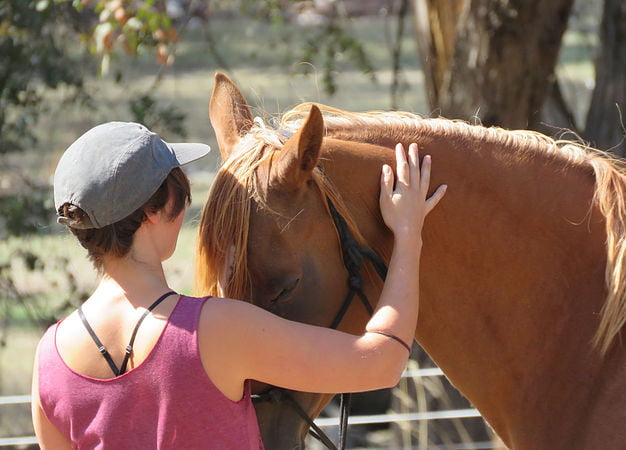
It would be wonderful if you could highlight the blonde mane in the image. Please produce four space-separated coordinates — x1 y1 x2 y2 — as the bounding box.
195 117 379 304
196 103 626 355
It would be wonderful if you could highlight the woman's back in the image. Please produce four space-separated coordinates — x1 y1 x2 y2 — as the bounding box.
54 288 180 380
37 296 264 449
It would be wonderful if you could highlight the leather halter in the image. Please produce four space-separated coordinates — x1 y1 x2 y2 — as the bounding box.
252 196 388 450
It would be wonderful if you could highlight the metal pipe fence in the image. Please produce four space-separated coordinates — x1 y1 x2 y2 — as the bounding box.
0 368 490 449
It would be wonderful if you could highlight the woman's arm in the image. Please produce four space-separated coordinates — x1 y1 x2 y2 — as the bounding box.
201 143 446 401
31 344 74 449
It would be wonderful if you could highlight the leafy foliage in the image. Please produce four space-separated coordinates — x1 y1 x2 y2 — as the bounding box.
84 0 179 73
0 249 87 326
0 0 86 152
0 0 185 155
129 93 187 138
298 21 376 95
219 0 376 95
0 190 52 238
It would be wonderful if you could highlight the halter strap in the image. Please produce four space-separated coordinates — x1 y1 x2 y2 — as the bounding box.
325 197 389 449
327 199 387 329
78 291 177 377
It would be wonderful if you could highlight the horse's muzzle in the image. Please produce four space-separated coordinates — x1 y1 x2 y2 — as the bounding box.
253 390 310 450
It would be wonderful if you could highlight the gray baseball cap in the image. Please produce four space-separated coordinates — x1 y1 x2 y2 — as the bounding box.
54 122 211 229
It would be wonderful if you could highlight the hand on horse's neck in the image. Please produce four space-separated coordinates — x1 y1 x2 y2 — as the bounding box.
326 134 610 447
416 134 607 447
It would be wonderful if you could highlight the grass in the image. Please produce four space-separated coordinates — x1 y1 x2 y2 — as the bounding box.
0 11 598 442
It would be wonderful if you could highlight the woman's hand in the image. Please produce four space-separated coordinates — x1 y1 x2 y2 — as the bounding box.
379 143 447 237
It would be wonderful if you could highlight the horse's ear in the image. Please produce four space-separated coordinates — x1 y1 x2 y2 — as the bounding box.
209 72 254 160
273 105 324 189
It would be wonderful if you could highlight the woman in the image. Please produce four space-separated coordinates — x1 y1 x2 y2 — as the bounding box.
32 121 446 448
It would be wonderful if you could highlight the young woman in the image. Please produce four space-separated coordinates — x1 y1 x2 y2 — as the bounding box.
32 121 446 448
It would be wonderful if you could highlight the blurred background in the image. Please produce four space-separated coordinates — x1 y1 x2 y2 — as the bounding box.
1 0 624 448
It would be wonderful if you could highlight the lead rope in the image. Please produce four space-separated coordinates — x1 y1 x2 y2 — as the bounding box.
252 389 339 450
338 393 351 450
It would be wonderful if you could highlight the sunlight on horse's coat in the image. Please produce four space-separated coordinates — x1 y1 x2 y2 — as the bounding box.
196 72 626 449
201 101 626 355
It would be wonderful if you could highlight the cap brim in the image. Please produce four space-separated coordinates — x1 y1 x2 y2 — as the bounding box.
168 142 211 165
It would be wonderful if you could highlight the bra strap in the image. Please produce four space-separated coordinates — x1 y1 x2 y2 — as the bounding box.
118 291 177 374
78 305 121 376
78 291 178 376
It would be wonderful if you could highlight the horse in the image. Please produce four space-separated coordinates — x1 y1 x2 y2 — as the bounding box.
195 72 626 449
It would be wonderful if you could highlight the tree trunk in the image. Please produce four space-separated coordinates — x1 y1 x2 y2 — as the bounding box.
414 0 574 130
412 0 465 110
584 0 626 155
539 76 582 136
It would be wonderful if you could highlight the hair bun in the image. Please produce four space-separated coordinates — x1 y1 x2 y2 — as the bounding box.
58 203 92 228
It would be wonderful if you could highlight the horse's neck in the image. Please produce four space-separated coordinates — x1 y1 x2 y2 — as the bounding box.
325 131 611 447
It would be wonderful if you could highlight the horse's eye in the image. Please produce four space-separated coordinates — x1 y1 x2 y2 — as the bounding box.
270 277 300 305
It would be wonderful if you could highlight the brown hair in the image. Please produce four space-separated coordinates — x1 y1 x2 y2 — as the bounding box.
59 167 191 270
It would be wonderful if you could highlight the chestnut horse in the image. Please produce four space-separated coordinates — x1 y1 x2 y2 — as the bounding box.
195 73 626 449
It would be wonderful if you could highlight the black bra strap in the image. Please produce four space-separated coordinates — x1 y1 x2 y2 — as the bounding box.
118 291 177 374
78 291 177 376
78 305 121 376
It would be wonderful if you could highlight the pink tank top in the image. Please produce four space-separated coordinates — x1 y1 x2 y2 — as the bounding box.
37 296 264 449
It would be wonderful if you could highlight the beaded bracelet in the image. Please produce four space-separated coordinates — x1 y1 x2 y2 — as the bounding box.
368 330 412 353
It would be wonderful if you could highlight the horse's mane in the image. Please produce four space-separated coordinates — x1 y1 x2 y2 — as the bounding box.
196 103 626 355
195 117 379 305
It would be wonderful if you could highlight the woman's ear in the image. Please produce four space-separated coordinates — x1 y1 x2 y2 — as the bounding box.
143 207 164 225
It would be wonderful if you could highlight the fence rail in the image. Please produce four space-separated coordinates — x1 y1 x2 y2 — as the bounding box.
0 436 38 447
314 408 481 427
1 367 485 448
0 395 31 406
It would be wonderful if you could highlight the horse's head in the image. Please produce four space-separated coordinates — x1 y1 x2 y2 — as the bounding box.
196 73 387 448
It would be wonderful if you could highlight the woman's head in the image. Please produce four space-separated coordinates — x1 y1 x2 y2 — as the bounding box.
59 168 191 269
54 122 210 269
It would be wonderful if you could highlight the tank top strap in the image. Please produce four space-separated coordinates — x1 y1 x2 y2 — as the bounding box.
38 323 59 374
158 296 212 358
37 323 68 428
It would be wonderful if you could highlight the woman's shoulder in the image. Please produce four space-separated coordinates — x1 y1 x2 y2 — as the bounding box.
198 296 231 324
54 309 85 342
181 294 213 303
35 317 71 374
40 311 78 352
197 297 270 345
36 320 62 354
198 296 261 322
179 294 215 316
